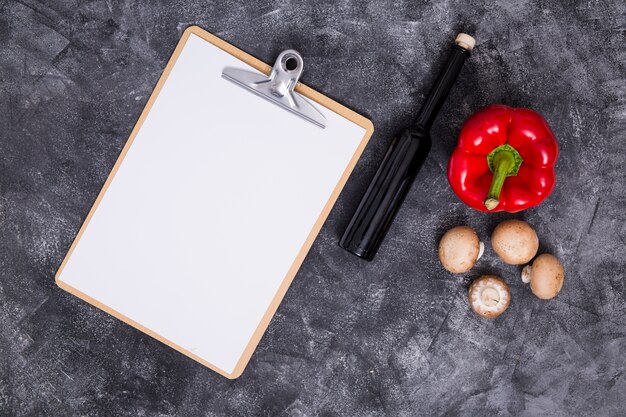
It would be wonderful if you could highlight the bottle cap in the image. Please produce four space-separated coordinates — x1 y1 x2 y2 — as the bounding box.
455 33 476 51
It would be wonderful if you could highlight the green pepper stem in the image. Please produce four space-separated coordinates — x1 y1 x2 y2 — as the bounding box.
484 150 516 210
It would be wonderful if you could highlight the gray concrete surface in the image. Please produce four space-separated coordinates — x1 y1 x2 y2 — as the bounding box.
1 0 625 415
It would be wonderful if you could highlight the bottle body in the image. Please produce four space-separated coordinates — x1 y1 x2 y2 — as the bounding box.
339 40 472 260
339 127 431 259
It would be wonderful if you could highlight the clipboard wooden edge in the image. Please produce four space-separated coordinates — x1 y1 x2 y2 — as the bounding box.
54 25 375 379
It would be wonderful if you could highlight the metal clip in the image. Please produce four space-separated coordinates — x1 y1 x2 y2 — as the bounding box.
222 50 326 128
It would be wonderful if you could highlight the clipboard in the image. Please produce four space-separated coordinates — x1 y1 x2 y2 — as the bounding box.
55 26 374 379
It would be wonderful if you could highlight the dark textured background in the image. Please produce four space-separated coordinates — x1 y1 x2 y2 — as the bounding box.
1 0 625 415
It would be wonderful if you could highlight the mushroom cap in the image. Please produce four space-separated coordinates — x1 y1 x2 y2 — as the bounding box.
529 254 565 299
438 226 482 273
468 275 510 318
491 220 539 265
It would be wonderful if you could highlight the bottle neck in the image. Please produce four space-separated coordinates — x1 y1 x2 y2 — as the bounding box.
414 45 471 131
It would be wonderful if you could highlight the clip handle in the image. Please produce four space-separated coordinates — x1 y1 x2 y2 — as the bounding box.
269 50 303 98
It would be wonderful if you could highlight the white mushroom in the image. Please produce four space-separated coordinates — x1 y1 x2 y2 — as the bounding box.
521 254 565 299
491 220 539 265
438 226 484 273
468 275 511 318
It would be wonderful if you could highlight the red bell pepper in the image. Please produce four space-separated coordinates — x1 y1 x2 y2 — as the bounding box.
448 105 558 212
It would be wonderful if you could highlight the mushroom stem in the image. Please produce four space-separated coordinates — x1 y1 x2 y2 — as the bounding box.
521 265 532 284
481 287 500 306
478 241 485 260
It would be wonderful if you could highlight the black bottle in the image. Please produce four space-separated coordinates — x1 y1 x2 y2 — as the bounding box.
340 34 475 260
